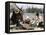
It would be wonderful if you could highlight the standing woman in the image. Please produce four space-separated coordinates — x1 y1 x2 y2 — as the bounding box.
35 12 39 27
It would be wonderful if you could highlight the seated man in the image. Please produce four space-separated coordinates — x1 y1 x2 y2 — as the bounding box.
11 9 23 27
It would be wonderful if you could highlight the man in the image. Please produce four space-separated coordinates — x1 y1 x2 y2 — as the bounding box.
11 9 23 27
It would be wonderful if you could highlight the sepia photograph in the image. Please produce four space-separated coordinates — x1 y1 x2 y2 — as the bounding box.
9 2 45 32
